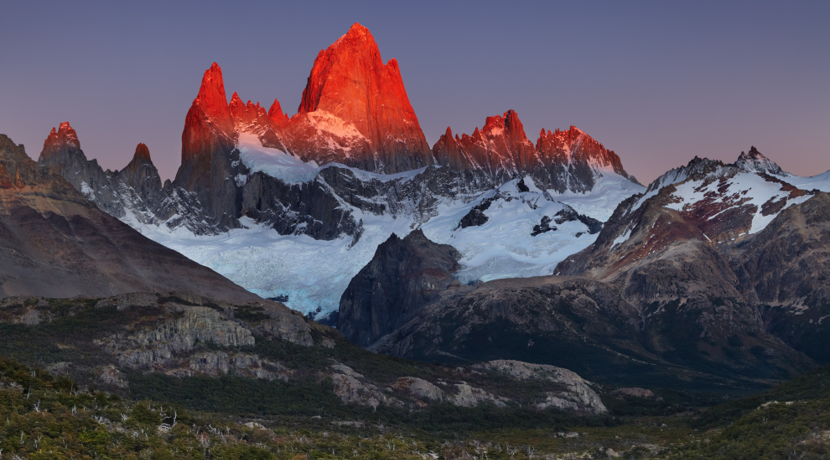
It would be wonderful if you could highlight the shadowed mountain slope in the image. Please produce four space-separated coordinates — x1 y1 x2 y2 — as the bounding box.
1 133 260 302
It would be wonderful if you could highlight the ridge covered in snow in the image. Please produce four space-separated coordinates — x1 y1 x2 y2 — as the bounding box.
128 127 644 316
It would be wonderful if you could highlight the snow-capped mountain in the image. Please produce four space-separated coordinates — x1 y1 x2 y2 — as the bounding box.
352 150 830 387
556 148 830 282
38 117 641 317
36 23 651 317
734 146 788 176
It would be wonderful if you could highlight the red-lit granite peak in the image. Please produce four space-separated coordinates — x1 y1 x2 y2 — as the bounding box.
268 99 290 128
40 121 81 159
133 143 151 162
283 23 433 173
181 62 236 164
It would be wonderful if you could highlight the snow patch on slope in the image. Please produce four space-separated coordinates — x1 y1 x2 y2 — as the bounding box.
551 172 643 221
237 132 427 185
237 133 320 183
778 169 830 193
665 171 813 235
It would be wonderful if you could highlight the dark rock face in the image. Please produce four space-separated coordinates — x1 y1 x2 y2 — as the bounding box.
240 169 358 240
728 192 830 363
1 134 262 303
370 273 811 390
553 208 603 234
530 208 600 237
456 197 492 230
38 124 222 235
531 216 556 236
338 230 462 346
38 119 502 242
734 146 786 176
37 30 642 246
39 122 125 217
38 55 639 246
174 62 243 230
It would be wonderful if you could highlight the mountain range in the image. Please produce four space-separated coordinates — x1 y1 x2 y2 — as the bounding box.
36 23 642 316
359 155 830 389
10 22 830 394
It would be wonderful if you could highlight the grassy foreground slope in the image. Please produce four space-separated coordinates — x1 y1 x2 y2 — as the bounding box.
669 366 830 460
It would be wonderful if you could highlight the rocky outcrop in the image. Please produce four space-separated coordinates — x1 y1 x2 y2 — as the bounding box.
86 295 316 381
338 229 462 346
184 351 290 381
37 25 639 249
97 365 129 388
386 376 508 408
251 312 315 346
229 92 288 151
735 146 787 176
38 125 221 235
534 126 632 192
1 134 262 301
611 387 659 400
433 110 536 180
267 99 290 128
283 23 434 174
448 383 508 408
473 360 607 414
391 377 446 402
96 298 317 367
119 144 164 203
456 197 492 229
372 272 811 389
37 119 499 242
330 364 403 409
728 192 830 363
38 122 125 216
364 157 829 389
107 307 255 368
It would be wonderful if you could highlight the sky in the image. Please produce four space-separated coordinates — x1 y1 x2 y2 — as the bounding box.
1 0 828 184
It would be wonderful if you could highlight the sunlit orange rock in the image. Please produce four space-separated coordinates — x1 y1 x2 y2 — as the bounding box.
433 110 537 177
132 142 151 162
175 62 241 228
282 23 434 173
536 126 626 174
434 111 634 192
180 62 235 166
268 99 290 128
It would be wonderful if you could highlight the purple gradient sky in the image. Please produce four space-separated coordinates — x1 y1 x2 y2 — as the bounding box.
2 1 828 184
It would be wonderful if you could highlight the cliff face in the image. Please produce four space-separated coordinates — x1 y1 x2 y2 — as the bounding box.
35 22 642 252
37 125 221 235
729 192 830 363
433 112 635 193
338 229 462 346
283 23 434 173
38 122 122 215
174 62 242 229
119 143 164 202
